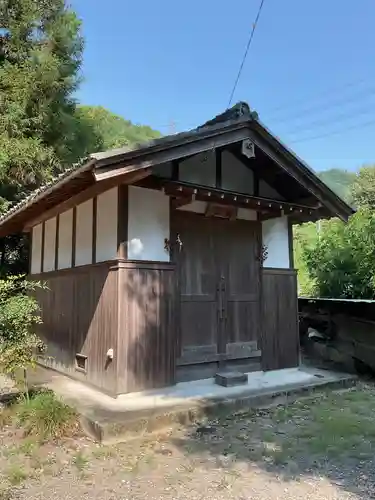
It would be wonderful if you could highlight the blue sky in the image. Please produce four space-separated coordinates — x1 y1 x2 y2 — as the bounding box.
72 0 375 172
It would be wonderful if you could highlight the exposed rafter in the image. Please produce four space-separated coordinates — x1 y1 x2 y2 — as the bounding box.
163 180 317 216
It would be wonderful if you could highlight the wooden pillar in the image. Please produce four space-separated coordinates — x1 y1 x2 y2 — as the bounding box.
117 185 128 260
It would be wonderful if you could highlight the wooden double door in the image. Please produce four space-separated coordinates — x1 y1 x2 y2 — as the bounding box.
171 211 262 381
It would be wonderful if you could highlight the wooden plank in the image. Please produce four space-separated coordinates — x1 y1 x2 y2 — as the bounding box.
288 218 294 268
117 185 128 260
226 340 259 358
28 228 33 275
40 222 45 273
92 197 97 264
116 263 176 394
181 294 216 302
34 262 119 395
172 159 179 181
261 268 299 370
215 148 222 189
24 168 151 230
177 344 218 365
54 214 60 271
71 207 77 267
263 267 296 275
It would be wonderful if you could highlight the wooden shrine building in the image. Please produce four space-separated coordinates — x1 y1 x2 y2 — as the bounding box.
0 102 353 396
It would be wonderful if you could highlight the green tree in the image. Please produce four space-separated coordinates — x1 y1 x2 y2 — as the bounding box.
0 0 83 274
351 165 375 208
301 209 375 299
0 0 83 193
318 168 356 205
75 105 162 154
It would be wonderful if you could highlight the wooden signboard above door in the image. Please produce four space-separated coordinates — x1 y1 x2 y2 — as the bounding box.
205 203 238 220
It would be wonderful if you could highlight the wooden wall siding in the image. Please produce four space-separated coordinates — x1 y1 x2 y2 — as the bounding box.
261 268 299 370
116 261 176 394
34 262 119 394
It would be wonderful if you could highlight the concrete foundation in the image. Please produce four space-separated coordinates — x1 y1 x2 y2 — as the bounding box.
30 365 357 444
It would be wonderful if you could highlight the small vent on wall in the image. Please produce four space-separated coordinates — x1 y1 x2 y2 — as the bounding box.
75 353 87 373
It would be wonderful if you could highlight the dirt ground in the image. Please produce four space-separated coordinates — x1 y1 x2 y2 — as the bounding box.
1 383 375 500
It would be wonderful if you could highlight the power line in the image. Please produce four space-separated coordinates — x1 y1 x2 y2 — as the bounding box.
281 104 375 137
288 116 375 144
262 76 372 118
267 85 375 126
227 0 266 108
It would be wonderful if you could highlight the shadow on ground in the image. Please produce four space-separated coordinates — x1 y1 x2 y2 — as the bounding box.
169 383 375 499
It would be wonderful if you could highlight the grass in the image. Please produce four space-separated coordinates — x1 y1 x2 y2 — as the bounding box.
13 390 77 440
6 464 28 486
254 385 375 464
72 451 88 472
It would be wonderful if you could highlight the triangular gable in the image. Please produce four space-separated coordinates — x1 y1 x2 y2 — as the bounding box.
0 102 354 237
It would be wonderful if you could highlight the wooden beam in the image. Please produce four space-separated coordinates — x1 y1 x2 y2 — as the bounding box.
24 168 151 231
215 148 222 189
28 228 33 275
163 181 316 215
40 222 45 273
117 185 128 260
172 160 179 181
288 218 294 268
171 196 193 210
54 214 59 271
94 127 251 181
258 211 283 221
92 197 97 264
71 206 77 267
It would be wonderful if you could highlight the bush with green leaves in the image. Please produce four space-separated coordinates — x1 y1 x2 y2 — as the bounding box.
301 209 375 299
0 275 46 376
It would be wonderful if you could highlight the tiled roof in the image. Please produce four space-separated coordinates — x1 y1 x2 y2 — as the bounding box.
0 102 256 224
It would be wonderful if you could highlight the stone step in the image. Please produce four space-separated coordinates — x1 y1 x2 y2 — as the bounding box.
215 371 248 387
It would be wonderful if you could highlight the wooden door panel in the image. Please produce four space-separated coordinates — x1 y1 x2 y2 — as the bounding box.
180 301 217 349
218 219 262 359
226 302 260 343
171 211 219 365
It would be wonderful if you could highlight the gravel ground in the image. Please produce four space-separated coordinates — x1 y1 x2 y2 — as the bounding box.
1 383 375 499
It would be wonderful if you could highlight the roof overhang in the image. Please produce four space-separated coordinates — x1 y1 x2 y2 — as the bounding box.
0 103 354 237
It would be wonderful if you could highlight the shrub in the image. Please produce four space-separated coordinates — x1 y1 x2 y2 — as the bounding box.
0 275 46 380
14 390 77 440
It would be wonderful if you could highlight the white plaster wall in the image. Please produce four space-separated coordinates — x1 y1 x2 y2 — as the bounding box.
262 216 290 268
75 199 93 267
96 187 118 262
43 217 56 272
31 223 43 274
222 150 254 194
259 179 284 200
58 209 73 270
179 152 216 187
128 186 170 261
